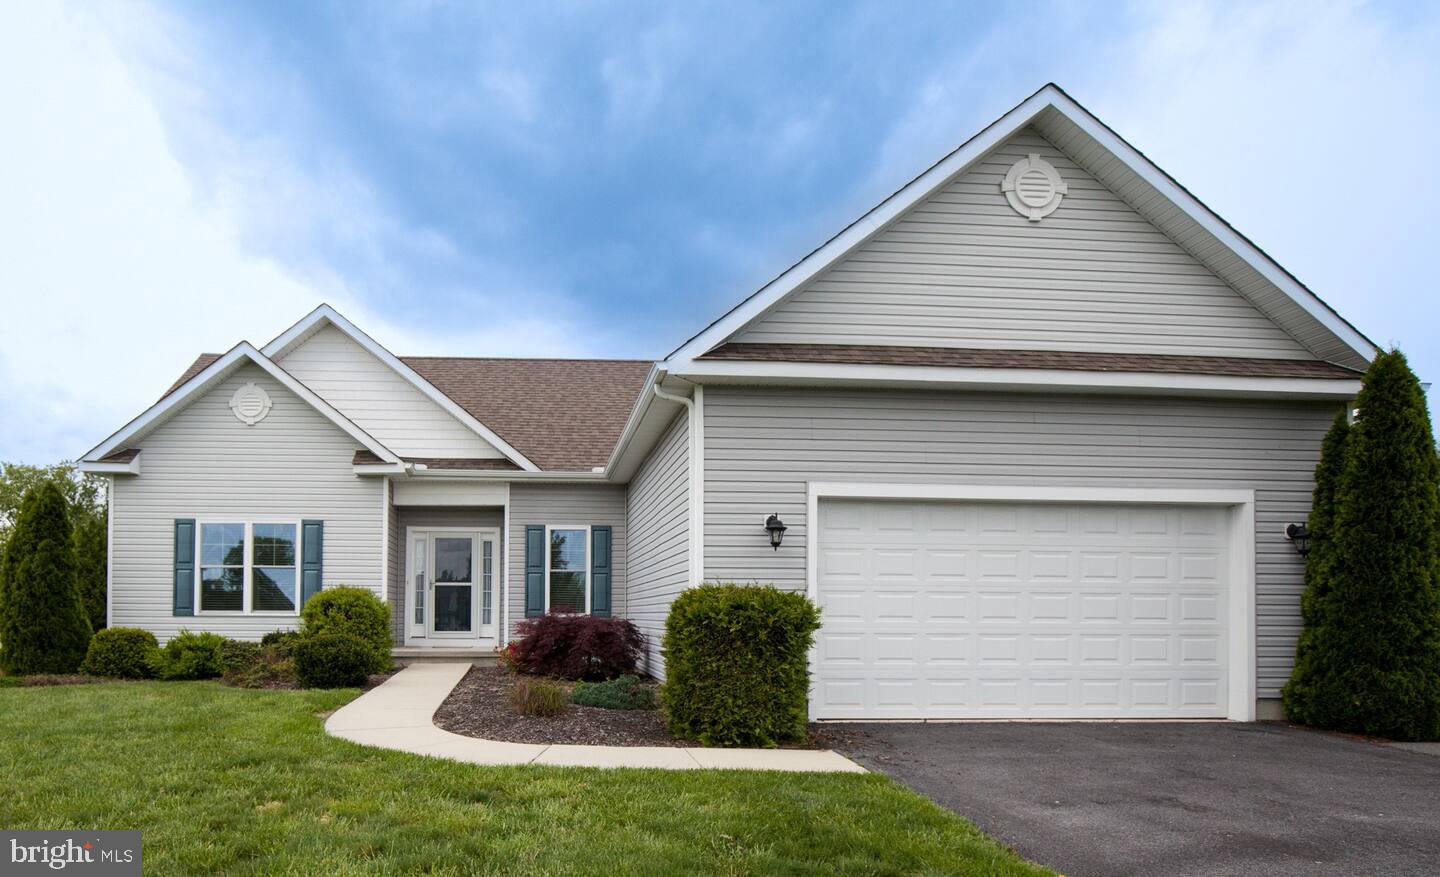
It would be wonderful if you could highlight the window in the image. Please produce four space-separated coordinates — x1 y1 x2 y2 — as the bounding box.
197 521 304 614
547 527 588 613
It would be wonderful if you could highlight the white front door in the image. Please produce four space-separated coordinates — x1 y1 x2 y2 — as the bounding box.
813 499 1231 720
408 529 498 643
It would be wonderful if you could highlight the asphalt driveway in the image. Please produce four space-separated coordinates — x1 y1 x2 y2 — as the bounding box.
829 721 1440 877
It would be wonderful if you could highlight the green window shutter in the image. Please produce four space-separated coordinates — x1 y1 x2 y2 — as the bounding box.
301 520 324 608
525 525 545 617
591 525 612 617
173 519 195 616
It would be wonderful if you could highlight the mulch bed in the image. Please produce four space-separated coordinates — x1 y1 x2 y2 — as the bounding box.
434 665 836 749
435 665 680 746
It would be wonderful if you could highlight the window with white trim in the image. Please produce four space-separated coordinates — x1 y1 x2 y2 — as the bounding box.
198 521 301 614
547 526 588 613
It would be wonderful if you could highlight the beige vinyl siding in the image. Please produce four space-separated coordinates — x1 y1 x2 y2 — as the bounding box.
624 413 690 675
505 484 628 639
110 363 383 642
388 506 504 644
732 127 1314 360
700 386 1337 699
275 324 503 458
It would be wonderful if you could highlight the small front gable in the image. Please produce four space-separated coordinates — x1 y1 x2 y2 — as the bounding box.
727 126 1318 361
274 324 506 460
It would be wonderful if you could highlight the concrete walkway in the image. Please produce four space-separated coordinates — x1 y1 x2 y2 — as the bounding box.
325 662 864 773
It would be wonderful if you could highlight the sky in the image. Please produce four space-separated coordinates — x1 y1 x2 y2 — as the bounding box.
1 0 1437 463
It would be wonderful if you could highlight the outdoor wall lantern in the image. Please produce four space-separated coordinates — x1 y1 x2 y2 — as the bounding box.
764 514 788 551
1284 522 1312 557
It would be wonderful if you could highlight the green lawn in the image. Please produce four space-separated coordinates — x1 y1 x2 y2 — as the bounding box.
0 682 1051 876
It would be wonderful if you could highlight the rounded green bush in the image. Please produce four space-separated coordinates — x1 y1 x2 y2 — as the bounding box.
299 587 390 673
293 633 373 688
79 627 158 679
149 630 228 680
661 584 821 747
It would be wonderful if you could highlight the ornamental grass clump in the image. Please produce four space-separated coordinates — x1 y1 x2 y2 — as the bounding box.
661 583 821 747
510 676 567 717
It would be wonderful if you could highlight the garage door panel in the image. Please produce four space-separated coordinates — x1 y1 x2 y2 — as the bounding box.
813 499 1230 720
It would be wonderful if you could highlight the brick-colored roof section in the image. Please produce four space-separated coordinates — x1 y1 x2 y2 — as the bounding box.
166 354 651 471
701 343 1362 380
403 357 653 471
99 448 142 463
407 457 522 471
352 450 386 466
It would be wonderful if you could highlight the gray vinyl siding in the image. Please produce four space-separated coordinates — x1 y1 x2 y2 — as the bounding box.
732 126 1314 361
506 484 628 639
388 506 504 644
624 413 690 675
110 363 384 642
700 385 1338 699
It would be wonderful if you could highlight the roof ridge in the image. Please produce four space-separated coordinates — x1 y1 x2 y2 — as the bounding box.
399 355 655 364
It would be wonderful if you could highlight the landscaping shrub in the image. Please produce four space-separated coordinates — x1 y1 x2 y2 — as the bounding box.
293 633 372 688
219 639 262 673
222 646 297 689
0 481 92 674
79 627 158 679
299 587 390 673
661 583 821 747
260 629 302 657
510 676 567 717
510 612 644 681
571 674 655 710
1283 350 1440 741
149 630 228 680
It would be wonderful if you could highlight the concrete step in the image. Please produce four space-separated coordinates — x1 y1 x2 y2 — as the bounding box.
392 646 497 667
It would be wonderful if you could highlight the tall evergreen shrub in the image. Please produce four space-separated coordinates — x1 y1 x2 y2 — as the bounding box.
1282 410 1349 721
1285 350 1440 741
0 481 93 674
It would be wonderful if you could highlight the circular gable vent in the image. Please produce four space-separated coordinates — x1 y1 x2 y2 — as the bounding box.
229 382 273 426
1001 153 1068 221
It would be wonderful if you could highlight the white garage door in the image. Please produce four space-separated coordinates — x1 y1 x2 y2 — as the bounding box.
813 499 1230 719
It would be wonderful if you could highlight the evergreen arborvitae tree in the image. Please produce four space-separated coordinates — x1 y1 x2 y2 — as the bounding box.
1294 350 1440 741
1282 409 1350 723
72 510 107 632
0 481 92 674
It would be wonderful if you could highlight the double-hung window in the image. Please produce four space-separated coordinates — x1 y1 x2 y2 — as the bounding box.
546 526 588 613
198 521 300 614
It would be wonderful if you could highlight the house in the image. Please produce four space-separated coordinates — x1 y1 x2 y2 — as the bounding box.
79 84 1373 723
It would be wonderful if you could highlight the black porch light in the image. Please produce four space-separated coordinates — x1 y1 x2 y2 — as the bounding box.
1284 522 1312 557
764 514 788 550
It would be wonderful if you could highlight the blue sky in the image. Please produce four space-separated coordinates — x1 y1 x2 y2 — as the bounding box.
2 0 1437 462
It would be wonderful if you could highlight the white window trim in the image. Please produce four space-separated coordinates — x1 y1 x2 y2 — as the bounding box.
804 482 1257 723
193 518 305 617
543 524 592 614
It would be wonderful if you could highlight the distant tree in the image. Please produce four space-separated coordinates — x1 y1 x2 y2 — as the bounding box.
1287 350 1440 741
0 481 93 674
1282 410 1349 722
0 462 106 631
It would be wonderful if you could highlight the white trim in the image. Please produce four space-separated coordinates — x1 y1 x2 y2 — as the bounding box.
673 359 1363 400
354 462 409 476
191 518 306 617
664 84 1375 369
79 456 141 476
691 385 705 585
379 479 390 604
105 476 114 628
501 483 512 647
82 343 401 465
804 482 1257 722
543 524 592 614
262 305 540 472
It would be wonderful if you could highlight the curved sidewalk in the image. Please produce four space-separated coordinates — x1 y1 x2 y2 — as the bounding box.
325 662 865 773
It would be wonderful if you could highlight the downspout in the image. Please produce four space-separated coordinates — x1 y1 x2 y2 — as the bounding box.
651 381 704 587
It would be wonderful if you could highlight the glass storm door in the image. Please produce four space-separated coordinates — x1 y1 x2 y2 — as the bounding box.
412 530 496 641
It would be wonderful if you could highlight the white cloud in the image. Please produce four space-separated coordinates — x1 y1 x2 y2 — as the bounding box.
0 1 590 464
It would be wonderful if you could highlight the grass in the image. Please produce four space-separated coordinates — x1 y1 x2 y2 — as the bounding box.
0 681 1052 876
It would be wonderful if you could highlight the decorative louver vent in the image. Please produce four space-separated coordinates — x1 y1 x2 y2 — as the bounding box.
229 382 273 425
1001 153 1068 221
